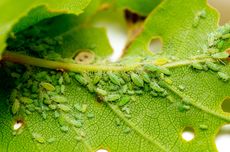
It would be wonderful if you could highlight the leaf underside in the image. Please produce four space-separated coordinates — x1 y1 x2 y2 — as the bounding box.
0 0 230 152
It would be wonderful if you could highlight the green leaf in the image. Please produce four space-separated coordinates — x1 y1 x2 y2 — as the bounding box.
0 0 91 57
1 0 230 152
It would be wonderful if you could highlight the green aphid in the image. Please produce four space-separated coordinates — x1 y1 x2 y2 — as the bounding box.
25 110 32 115
12 99 20 114
31 82 39 93
81 104 88 113
124 127 131 134
144 64 158 72
211 52 229 59
115 118 121 126
105 94 121 102
121 85 128 94
141 72 151 83
43 99 52 105
32 133 45 143
71 120 82 128
199 124 208 130
118 96 130 106
58 104 71 112
60 126 69 133
120 72 131 82
158 67 171 76
59 76 64 85
95 88 107 96
11 72 21 78
60 85 65 94
206 61 220 71
108 72 121 85
218 72 229 81
127 90 135 95
92 72 102 84
151 91 158 97
124 114 132 119
87 83 95 93
49 104 57 110
221 33 230 39
179 104 190 112
47 137 56 144
87 113 94 119
198 10 206 18
217 40 224 49
51 95 67 103
10 89 18 102
63 73 71 84
20 97 33 104
40 82 55 91
75 136 82 142
150 82 164 93
135 90 143 95
178 85 186 91
42 112 47 120
74 74 88 86
192 16 200 28
54 111 60 118
159 90 168 97
26 104 36 112
130 72 144 87
166 96 174 103
165 78 173 85
191 62 203 70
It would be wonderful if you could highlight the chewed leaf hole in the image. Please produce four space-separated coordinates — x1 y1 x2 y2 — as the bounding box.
181 127 195 141
221 97 230 113
96 149 109 152
149 38 163 54
215 124 230 152
13 120 23 130
74 50 95 64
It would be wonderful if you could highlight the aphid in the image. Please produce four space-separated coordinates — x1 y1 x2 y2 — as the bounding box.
179 104 190 112
87 113 94 119
217 40 224 49
60 85 65 94
108 72 121 85
74 74 88 86
59 76 64 85
150 82 164 92
124 114 132 119
49 104 57 110
54 111 60 118
123 127 131 134
42 112 47 120
58 104 71 112
10 89 18 102
75 136 82 142
217 72 229 81
211 52 229 59
92 72 102 84
198 10 206 18
118 96 130 106
158 67 171 76
192 16 200 28
60 126 69 133
127 90 135 95
150 91 158 97
43 99 52 105
141 72 151 83
63 73 71 84
120 72 131 82
206 61 220 71
95 88 107 96
51 95 67 103
19 97 33 104
191 62 203 70
87 83 95 93
122 106 130 114
12 99 20 114
104 94 121 102
71 120 82 128
159 90 168 97
221 33 230 39
121 85 128 94
166 96 174 103
11 72 20 78
154 58 168 66
40 82 55 91
75 104 88 113
178 85 186 91
47 137 56 144
115 118 121 126
199 124 208 130
144 64 158 72
135 90 143 95
32 133 45 143
130 72 144 87
165 78 173 84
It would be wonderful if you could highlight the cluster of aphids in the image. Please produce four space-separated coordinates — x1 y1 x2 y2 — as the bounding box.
6 25 64 60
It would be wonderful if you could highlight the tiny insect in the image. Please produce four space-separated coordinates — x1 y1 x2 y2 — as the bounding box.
60 126 69 132
87 113 95 119
206 61 220 71
217 72 229 81
118 96 130 106
130 72 144 87
95 88 107 96
141 72 151 83
32 133 45 143
123 127 131 134
104 94 121 102
20 97 33 104
151 91 158 97
107 72 121 85
87 83 95 93
74 74 88 86
51 95 67 103
47 137 56 144
144 64 158 72
58 104 71 112
192 16 200 28
191 62 203 70
63 73 71 84
211 52 229 59
92 72 102 84
199 124 208 130
120 72 131 82
150 82 164 93
221 33 230 39
115 118 121 126
71 120 82 128
59 76 64 85
60 85 65 94
12 99 20 114
49 104 57 110
40 82 55 91
158 67 171 76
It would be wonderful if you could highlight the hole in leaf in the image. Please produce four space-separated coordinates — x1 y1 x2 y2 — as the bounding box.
215 124 230 152
96 149 108 152
74 50 95 64
181 127 195 141
149 38 163 54
221 97 230 113
13 120 23 130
